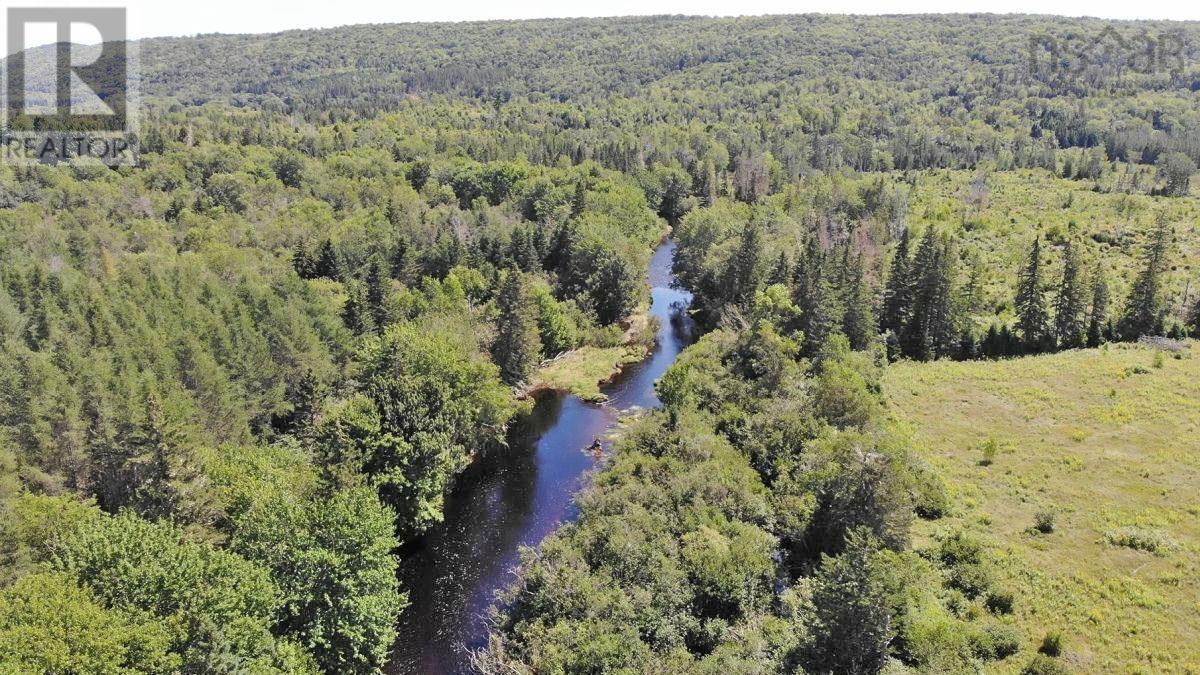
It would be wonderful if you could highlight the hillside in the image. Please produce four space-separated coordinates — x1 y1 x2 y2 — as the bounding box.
886 342 1200 673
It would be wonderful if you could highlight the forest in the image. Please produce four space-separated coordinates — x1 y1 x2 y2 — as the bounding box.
2 12 1199 675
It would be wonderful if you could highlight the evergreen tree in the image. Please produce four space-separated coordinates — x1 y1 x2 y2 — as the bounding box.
903 228 957 360
881 228 913 346
767 251 792 287
292 239 315 279
341 281 372 335
793 238 837 356
1015 236 1049 352
1087 263 1110 348
841 253 877 351
1118 216 1172 340
700 159 718 207
1053 240 1087 349
492 272 542 385
508 227 538 272
806 529 893 675
98 385 211 523
314 239 341 280
389 238 409 281
570 179 587 218
723 222 763 310
364 257 390 331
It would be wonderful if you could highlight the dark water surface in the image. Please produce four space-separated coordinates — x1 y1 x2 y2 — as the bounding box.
387 240 693 674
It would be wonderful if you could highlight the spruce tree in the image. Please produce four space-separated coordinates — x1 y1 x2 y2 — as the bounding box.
292 239 315 279
389 238 409 281
794 237 837 356
1086 263 1110 348
903 228 956 360
806 529 893 674
492 272 542 385
1118 216 1171 340
724 221 763 310
841 253 877 351
341 281 372 335
314 239 341 280
1015 236 1049 352
1053 240 1087 349
364 257 390 331
767 251 792 287
881 228 913 343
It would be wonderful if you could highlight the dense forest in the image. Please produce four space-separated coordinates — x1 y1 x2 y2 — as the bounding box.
2 12 1199 675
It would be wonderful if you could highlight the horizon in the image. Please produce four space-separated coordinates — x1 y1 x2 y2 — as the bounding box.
3 0 1200 47
7 9 1200 53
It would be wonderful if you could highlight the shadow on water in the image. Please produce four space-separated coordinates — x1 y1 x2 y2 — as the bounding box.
387 241 693 674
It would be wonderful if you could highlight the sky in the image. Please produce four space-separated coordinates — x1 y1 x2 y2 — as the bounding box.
4 0 1200 43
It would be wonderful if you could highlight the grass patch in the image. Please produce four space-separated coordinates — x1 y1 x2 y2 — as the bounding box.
887 341 1200 673
527 344 648 402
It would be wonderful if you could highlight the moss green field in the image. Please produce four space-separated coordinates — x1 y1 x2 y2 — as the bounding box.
885 342 1200 674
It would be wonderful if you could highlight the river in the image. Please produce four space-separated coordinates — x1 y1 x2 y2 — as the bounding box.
387 240 693 674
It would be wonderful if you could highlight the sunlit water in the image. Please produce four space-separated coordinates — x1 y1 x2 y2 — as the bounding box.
387 240 693 674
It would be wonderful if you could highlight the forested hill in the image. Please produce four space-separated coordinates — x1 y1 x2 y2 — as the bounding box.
128 15 1200 174
139 14 1200 107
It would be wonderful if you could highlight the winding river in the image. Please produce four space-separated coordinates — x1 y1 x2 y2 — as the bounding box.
387 240 693 674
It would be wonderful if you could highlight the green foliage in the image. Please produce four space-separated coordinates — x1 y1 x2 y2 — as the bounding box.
206 444 404 673
804 530 893 674
1016 236 1051 352
0 572 177 674
1118 217 1172 340
1039 630 1065 657
324 322 515 539
491 272 542 385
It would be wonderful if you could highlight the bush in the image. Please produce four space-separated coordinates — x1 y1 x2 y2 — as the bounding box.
1023 653 1070 675
979 438 1000 466
1104 527 1177 556
970 622 1021 660
1038 630 1064 656
948 562 995 599
1033 510 1056 534
985 589 1015 615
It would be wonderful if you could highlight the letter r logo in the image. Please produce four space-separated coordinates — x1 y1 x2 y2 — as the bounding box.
4 7 128 130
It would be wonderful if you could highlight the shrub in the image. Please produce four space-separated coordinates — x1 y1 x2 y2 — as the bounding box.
1033 510 1056 534
979 438 1000 466
1038 630 1064 656
985 589 1015 615
1104 527 1178 556
948 562 994 599
970 622 1021 660
1023 654 1069 674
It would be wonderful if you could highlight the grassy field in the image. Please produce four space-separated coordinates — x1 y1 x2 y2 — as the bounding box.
885 342 1200 674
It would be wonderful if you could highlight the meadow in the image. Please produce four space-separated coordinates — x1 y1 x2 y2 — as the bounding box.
886 342 1200 673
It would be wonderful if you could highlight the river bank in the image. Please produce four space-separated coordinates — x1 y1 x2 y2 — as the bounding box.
386 240 693 674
